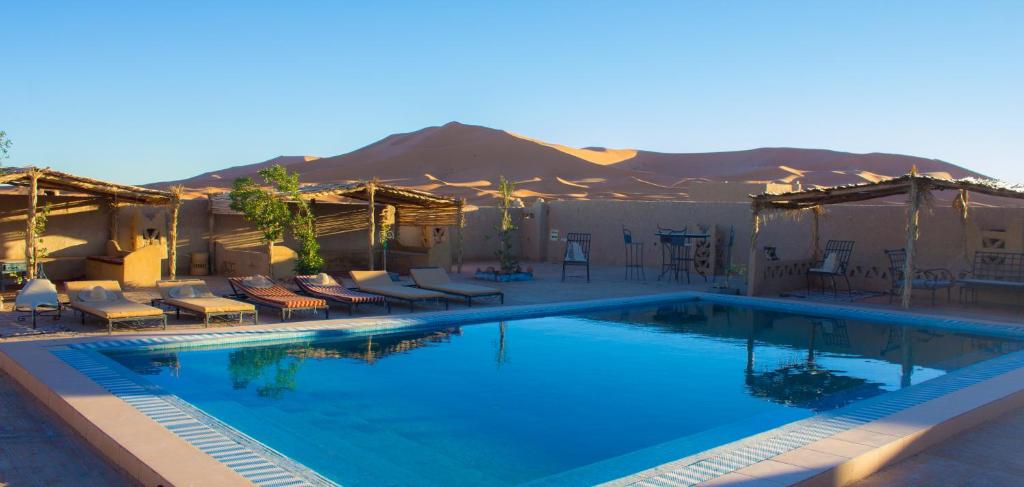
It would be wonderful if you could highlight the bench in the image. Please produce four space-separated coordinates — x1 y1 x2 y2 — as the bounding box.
960 251 1024 304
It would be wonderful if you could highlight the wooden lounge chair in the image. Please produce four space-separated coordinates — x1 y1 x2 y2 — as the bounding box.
65 280 166 333
155 279 257 326
295 274 388 315
410 267 503 306
228 275 329 321
349 270 449 312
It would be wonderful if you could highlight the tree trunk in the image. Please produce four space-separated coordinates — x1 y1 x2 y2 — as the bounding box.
902 178 921 309
746 208 761 296
267 240 275 278
168 199 180 280
367 183 376 270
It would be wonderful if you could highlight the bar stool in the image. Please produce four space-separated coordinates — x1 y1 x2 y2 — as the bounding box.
623 227 645 280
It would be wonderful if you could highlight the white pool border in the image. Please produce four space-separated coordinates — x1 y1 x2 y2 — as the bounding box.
3 291 1024 487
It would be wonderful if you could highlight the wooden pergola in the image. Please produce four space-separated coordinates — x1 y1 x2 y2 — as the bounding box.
748 169 1024 308
0 166 177 279
210 180 465 271
296 181 463 271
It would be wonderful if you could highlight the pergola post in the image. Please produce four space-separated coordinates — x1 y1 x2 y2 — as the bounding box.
367 181 376 270
24 169 39 279
207 193 216 274
746 207 761 296
811 206 822 261
455 198 465 274
902 176 921 309
167 187 183 280
108 198 119 242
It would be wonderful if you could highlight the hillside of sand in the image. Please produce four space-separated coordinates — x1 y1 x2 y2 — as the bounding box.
151 122 984 204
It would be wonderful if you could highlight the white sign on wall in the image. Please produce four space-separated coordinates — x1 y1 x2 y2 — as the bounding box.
549 229 559 241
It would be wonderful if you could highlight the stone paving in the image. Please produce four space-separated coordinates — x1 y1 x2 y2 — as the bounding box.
0 368 134 486
0 261 1022 485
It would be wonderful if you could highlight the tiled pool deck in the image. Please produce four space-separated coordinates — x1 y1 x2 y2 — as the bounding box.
1 263 1023 486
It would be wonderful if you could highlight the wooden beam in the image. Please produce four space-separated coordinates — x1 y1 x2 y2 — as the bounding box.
367 182 376 270
207 194 216 274
902 177 921 309
746 207 761 296
25 170 39 279
168 187 183 280
455 198 465 274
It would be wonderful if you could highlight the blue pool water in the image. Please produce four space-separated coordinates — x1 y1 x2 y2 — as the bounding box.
105 302 1023 486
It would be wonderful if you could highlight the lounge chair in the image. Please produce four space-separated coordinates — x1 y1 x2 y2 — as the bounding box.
806 240 855 297
410 267 503 306
349 270 449 312
295 273 388 315
65 280 167 333
155 279 257 326
14 278 61 328
228 275 329 321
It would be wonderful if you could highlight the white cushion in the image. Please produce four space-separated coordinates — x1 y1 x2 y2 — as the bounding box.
170 285 196 299
565 242 587 262
314 273 337 286
243 276 274 288
79 286 109 302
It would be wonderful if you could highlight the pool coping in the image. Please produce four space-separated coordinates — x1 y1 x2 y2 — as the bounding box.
1 291 1023 487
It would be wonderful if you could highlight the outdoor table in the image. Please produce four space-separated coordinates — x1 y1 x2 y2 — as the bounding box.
655 231 709 283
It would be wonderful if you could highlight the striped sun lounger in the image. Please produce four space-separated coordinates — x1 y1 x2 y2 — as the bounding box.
295 274 388 315
228 276 329 321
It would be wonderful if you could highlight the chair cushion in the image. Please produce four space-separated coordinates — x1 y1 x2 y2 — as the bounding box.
565 242 587 262
166 297 255 314
169 285 196 299
361 285 446 300
70 300 165 319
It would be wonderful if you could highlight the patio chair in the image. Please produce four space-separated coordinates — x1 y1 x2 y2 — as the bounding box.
410 267 503 306
155 279 257 326
806 240 855 298
561 232 591 282
13 278 61 329
227 275 329 321
884 249 955 305
295 273 388 315
350 270 449 312
65 280 167 333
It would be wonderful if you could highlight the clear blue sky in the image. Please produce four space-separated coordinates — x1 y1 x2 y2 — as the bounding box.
3 1 1022 184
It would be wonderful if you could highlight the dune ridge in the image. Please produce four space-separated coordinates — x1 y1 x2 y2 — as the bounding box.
151 121 984 204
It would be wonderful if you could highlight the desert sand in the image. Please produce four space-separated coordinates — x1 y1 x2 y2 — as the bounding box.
151 122 982 204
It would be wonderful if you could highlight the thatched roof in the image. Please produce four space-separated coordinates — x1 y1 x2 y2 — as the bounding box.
0 166 173 205
210 181 461 226
750 173 1024 211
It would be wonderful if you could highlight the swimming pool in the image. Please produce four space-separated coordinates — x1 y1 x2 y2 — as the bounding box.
93 300 1023 486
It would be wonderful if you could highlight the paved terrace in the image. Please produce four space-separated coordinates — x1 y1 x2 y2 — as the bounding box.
0 262 1021 485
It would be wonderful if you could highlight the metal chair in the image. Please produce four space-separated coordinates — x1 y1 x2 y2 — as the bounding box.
885 249 955 305
806 240 855 297
623 227 645 281
562 233 591 282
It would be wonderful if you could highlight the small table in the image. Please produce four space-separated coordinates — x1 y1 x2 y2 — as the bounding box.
655 232 709 283
0 258 53 292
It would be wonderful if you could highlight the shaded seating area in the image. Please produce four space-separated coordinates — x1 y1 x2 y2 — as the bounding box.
350 270 448 312
295 273 386 315
65 280 166 333
410 267 503 306
0 166 179 286
749 169 1024 308
228 276 329 321
885 249 955 305
155 279 257 326
561 232 591 282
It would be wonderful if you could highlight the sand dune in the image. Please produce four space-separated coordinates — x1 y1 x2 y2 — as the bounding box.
152 122 985 204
